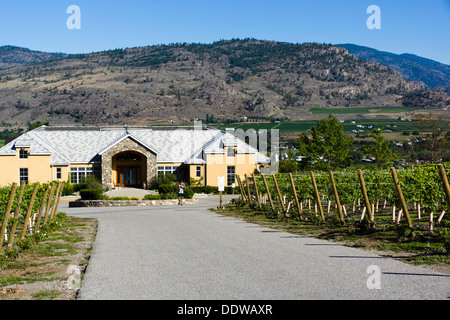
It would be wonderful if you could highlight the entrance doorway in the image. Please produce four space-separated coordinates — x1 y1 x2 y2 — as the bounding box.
113 151 146 188
117 166 142 187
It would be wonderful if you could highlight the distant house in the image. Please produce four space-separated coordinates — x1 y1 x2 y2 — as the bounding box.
0 125 270 189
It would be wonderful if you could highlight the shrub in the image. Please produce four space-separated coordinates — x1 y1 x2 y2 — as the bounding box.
62 183 75 196
143 194 161 200
107 196 139 200
189 185 219 194
77 175 102 191
80 188 104 200
183 187 194 199
224 186 237 194
150 173 177 189
203 185 218 194
158 184 177 195
190 186 204 193
143 193 180 200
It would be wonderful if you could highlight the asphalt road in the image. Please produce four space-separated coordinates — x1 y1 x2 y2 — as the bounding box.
62 196 450 300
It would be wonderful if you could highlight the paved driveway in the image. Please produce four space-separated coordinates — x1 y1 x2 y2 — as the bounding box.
62 196 450 300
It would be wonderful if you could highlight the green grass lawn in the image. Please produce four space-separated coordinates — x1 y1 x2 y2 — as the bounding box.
0 140 4 148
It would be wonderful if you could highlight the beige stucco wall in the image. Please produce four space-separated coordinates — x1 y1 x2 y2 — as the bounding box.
0 146 264 188
0 152 52 186
205 151 257 187
189 164 204 186
52 165 69 182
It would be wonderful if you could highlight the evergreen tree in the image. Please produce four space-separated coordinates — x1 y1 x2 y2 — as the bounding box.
364 128 397 168
297 114 352 170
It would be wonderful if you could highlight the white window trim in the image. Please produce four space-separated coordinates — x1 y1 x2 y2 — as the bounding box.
19 149 29 159
19 168 29 184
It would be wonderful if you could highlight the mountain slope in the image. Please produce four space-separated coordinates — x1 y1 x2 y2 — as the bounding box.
0 40 448 126
0 46 69 70
339 43 450 90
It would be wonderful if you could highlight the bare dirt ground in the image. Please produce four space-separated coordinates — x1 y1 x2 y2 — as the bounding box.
0 216 97 300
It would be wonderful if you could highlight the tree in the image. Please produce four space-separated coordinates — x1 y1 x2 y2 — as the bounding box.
278 159 298 173
297 114 353 170
363 128 397 168
28 120 50 130
413 113 450 162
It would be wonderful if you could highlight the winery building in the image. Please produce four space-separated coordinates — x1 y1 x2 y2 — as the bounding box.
0 125 270 189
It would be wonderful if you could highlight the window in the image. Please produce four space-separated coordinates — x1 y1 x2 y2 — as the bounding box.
196 166 201 178
157 166 179 177
19 149 28 159
19 168 28 184
56 168 62 179
70 167 100 184
227 166 235 186
227 147 235 157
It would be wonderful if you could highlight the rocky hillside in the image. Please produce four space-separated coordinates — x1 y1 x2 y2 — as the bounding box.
339 43 450 91
0 46 69 70
0 39 448 126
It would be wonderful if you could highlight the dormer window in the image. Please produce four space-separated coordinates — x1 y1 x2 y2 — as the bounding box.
227 147 235 157
19 149 28 159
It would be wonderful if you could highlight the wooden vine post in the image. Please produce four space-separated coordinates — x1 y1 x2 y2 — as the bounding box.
43 183 56 225
329 171 345 224
19 183 40 243
288 173 303 218
437 164 450 211
310 171 325 221
252 173 262 210
34 188 49 232
50 181 65 220
49 182 61 221
236 175 248 204
272 174 286 214
357 169 374 224
0 182 18 247
390 167 413 229
245 174 252 207
7 181 27 250
261 175 275 212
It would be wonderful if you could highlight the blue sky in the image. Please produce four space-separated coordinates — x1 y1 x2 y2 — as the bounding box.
1 0 449 64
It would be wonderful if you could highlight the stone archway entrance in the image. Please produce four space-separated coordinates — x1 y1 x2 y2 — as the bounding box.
100 136 157 190
114 151 145 187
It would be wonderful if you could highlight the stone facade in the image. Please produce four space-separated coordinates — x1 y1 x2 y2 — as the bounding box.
101 136 157 190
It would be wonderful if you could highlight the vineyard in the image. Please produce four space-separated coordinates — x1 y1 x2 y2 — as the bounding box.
0 181 65 256
234 164 450 244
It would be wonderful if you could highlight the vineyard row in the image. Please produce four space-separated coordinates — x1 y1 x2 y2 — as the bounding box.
236 164 450 233
0 181 65 252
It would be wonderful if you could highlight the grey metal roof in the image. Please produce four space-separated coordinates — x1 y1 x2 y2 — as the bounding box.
0 126 271 165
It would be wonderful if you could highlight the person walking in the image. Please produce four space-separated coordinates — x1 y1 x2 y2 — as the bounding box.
178 182 185 205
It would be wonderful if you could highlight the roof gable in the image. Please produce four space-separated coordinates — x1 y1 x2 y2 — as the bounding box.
98 133 159 156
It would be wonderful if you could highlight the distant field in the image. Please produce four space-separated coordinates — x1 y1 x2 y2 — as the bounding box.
212 118 439 134
0 139 4 147
308 106 425 114
212 121 317 133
